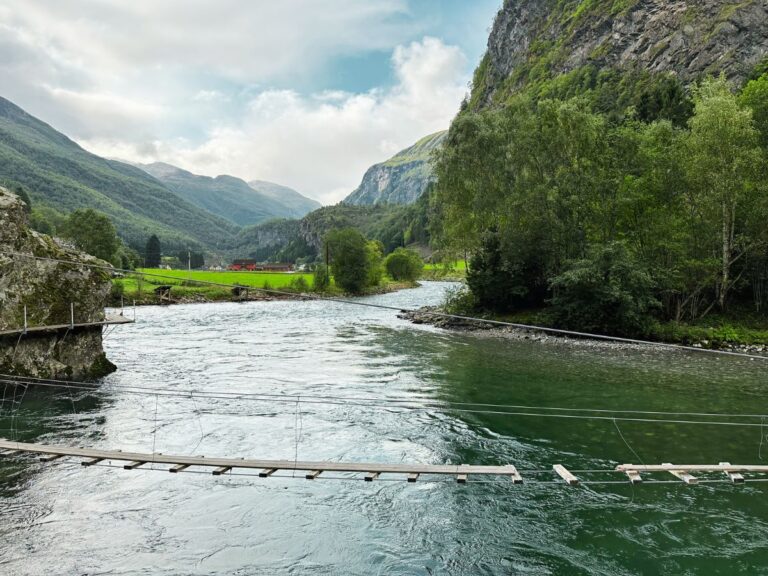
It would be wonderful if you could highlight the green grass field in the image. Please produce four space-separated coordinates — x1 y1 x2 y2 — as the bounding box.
137 268 314 289
113 268 315 304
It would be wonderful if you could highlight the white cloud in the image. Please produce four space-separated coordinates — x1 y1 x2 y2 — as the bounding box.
84 37 468 204
0 2 472 204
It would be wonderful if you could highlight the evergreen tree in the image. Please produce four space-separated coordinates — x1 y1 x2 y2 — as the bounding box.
145 235 162 268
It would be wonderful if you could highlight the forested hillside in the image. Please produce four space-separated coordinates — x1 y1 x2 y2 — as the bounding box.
0 97 238 251
233 195 431 263
140 163 319 227
433 0 768 337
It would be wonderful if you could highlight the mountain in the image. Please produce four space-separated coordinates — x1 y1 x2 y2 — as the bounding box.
249 180 321 218
139 162 320 227
473 0 768 108
0 97 237 250
343 131 446 206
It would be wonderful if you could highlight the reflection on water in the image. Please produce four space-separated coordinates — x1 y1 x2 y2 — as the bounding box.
1 282 767 575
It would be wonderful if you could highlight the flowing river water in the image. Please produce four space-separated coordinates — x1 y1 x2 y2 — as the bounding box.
1 281 768 575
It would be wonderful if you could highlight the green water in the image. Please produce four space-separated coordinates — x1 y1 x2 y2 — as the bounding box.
0 282 767 575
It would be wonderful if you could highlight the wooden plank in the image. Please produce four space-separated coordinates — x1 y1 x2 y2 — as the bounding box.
212 466 232 476
553 464 579 486
662 463 697 484
364 472 380 482
720 462 745 484
259 468 277 478
39 454 64 463
169 464 189 473
407 473 419 483
81 457 103 467
625 470 643 484
456 473 468 484
617 463 768 473
508 466 523 484
0 450 20 457
0 316 134 338
305 470 322 480
0 440 522 477
123 461 146 470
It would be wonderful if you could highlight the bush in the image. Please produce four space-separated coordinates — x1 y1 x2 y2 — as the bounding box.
313 264 331 292
385 248 424 281
443 285 476 314
290 276 310 292
549 242 660 337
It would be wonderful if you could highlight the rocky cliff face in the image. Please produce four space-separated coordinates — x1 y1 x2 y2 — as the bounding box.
344 131 447 206
0 186 115 380
477 0 768 106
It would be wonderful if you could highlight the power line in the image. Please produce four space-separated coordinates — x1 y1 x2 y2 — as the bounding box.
1 375 766 428
4 251 767 361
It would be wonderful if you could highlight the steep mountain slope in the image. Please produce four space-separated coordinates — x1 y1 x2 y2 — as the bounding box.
344 131 446 206
474 0 768 107
249 180 321 217
0 97 237 250
140 163 319 227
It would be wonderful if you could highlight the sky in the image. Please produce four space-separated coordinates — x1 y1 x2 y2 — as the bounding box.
0 0 501 205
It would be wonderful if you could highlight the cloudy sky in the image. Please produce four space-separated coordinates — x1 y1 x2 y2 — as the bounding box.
0 0 500 204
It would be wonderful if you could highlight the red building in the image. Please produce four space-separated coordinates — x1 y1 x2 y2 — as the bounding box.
228 260 294 272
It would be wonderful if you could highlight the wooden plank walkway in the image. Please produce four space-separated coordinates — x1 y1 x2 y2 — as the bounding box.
0 440 521 482
2 440 765 485
0 314 133 338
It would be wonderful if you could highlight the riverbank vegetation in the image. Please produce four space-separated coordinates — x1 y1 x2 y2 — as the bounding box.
433 72 768 343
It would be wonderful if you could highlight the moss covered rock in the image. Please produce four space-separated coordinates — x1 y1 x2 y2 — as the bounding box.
0 186 116 380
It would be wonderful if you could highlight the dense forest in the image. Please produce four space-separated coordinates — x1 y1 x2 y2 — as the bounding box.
432 67 768 336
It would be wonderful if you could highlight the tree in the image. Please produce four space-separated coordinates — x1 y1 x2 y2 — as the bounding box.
739 73 768 147
365 240 384 287
325 228 369 294
385 248 424 281
61 209 120 262
685 77 762 309
145 235 161 268
549 243 660 337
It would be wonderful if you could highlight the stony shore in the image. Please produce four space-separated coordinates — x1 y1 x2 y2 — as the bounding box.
399 307 768 357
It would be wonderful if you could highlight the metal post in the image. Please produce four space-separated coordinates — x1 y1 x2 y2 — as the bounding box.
23 305 27 334
133 300 136 321
70 303 74 329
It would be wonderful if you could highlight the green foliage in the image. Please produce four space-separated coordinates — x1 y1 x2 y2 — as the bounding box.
325 228 370 294
289 276 310 292
385 248 424 281
145 235 162 268
175 250 205 269
365 240 385 287
60 208 120 262
434 73 768 333
739 73 768 147
549 243 660 336
313 263 331 292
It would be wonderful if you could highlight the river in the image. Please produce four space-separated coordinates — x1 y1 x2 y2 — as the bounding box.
1 281 767 575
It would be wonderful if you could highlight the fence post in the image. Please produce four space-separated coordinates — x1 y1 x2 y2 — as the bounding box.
70 303 74 329
23 305 27 334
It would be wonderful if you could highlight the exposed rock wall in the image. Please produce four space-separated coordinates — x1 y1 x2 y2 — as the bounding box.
344 131 447 206
0 186 115 379
478 0 768 105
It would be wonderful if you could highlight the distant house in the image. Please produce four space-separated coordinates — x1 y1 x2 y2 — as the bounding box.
228 259 294 272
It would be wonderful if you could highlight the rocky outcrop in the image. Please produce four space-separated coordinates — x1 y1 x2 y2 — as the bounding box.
0 186 116 380
344 131 447 206
477 0 768 105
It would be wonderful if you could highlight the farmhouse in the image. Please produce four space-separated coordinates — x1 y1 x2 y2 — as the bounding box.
228 260 294 272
